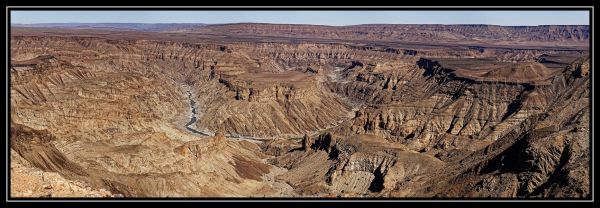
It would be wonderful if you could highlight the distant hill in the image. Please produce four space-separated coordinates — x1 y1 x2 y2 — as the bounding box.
181 23 589 45
12 23 589 46
11 23 208 32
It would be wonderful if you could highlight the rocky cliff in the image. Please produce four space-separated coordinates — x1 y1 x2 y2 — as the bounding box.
9 26 590 198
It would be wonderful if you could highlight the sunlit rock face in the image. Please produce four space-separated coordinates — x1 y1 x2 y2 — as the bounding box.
9 24 590 198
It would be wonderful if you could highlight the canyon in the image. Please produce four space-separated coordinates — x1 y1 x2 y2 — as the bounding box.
9 23 590 198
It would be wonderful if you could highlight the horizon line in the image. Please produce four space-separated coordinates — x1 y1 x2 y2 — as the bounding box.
10 22 591 27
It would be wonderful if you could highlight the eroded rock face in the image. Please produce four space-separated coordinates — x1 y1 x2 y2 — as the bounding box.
11 149 116 198
400 58 591 198
9 25 590 198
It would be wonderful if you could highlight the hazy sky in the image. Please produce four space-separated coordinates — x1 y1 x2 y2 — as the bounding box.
11 11 590 26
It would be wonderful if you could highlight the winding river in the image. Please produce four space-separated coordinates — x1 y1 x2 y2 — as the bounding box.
184 90 212 136
180 69 360 144
182 85 265 143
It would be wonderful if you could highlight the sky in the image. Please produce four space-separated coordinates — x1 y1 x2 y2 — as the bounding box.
11 11 590 26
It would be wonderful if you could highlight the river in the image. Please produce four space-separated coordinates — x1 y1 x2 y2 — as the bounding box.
182 84 265 143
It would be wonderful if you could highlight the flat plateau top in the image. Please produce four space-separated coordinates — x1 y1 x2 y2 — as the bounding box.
10 27 590 51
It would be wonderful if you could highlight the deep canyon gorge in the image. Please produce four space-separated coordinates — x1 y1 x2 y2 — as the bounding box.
9 24 590 198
